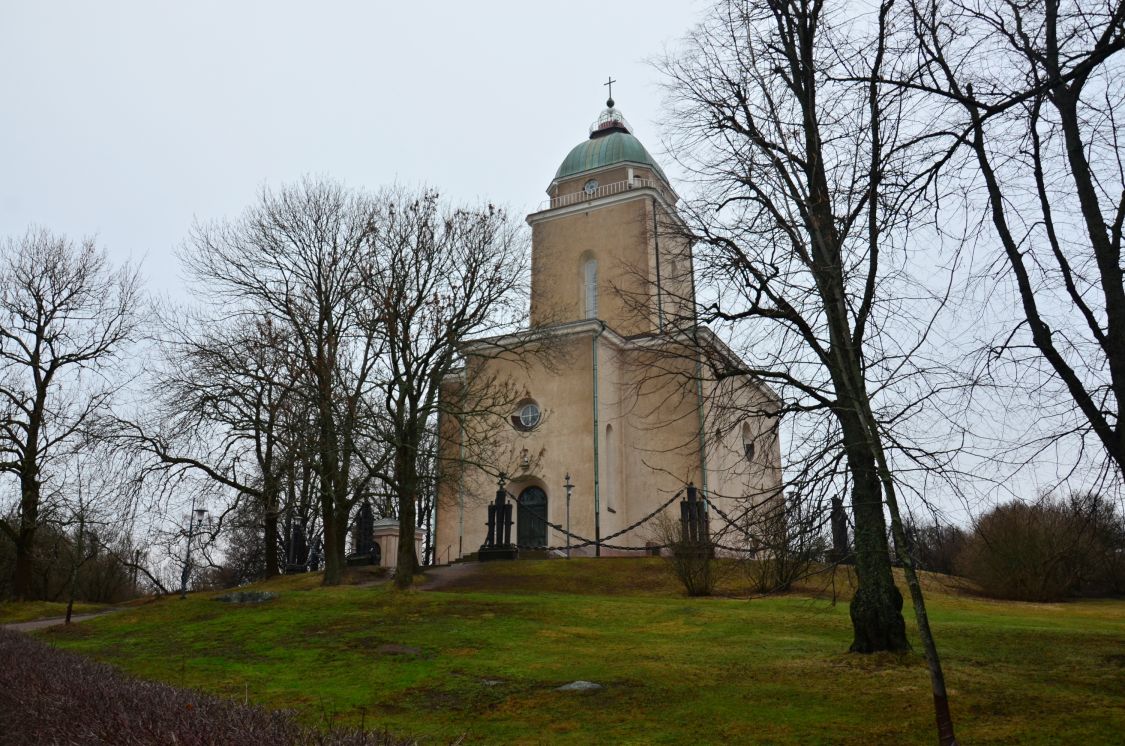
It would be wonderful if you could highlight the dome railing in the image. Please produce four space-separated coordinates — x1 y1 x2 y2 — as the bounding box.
538 178 667 212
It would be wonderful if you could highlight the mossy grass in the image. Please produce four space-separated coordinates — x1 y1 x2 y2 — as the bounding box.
40 558 1125 744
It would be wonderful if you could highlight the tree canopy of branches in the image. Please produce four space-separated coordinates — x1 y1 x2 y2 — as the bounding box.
172 179 382 586
119 180 528 589
907 0 1125 479
660 1 959 741
114 312 304 580
0 228 141 600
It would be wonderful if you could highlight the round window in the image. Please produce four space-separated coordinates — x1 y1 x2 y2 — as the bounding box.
584 178 599 195
518 402 541 429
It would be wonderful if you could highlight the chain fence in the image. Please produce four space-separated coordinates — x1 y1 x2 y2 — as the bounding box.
472 482 798 556
504 488 684 553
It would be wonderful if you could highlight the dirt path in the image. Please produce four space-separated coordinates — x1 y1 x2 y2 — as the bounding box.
3 608 124 633
418 562 483 591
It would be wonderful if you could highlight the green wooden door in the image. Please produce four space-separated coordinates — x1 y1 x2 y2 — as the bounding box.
517 487 548 549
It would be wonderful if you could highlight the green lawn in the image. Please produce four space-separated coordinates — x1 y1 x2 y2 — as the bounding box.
39 559 1125 744
0 600 107 624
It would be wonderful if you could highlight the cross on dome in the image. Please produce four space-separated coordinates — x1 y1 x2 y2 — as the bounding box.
590 77 631 137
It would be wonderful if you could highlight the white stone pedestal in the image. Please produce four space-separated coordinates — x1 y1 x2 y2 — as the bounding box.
372 517 425 568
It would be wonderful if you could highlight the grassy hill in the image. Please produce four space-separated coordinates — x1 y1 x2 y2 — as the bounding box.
37 559 1125 744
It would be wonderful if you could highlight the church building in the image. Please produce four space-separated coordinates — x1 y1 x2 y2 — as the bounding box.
433 95 782 562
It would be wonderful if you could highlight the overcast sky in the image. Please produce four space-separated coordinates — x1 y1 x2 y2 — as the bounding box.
2 0 703 295
2 2 1096 516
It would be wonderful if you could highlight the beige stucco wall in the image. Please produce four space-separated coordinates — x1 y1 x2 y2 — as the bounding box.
434 325 782 562
700 373 783 551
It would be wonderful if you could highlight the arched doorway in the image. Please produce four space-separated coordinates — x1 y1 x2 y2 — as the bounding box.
517 486 548 549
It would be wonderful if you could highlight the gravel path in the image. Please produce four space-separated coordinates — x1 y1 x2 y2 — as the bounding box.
3 608 123 633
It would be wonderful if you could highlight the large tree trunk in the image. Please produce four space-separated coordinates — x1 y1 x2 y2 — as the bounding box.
65 510 86 625
320 502 343 585
835 394 909 653
317 359 344 586
13 474 40 601
13 535 34 601
318 431 343 586
395 442 418 590
262 476 280 579
818 299 908 651
845 441 908 653
263 498 279 579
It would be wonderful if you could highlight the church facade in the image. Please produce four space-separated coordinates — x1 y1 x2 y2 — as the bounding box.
433 98 782 563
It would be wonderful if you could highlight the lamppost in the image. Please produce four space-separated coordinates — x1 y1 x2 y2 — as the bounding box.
564 472 574 559
180 498 209 600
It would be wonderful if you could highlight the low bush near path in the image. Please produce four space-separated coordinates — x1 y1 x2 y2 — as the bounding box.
0 628 412 745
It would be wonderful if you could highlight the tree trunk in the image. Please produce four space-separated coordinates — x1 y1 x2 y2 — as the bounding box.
65 511 86 625
317 365 344 586
319 454 342 585
262 489 280 579
395 444 419 589
13 474 40 601
332 511 348 574
321 512 343 585
883 477 957 743
842 418 909 653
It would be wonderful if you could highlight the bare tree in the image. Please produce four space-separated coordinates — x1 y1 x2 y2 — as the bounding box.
169 181 530 588
180 178 385 586
0 228 141 600
907 0 1125 479
360 190 530 588
60 448 141 622
659 1 961 741
112 312 304 579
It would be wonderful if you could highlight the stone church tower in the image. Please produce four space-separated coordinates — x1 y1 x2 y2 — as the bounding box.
433 96 781 562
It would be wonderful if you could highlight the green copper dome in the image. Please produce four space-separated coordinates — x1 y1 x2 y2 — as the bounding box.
553 101 668 183
554 131 669 183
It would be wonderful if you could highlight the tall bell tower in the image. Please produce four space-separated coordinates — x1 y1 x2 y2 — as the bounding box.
527 94 690 337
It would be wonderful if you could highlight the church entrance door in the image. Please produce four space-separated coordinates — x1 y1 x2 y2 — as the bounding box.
517 486 548 549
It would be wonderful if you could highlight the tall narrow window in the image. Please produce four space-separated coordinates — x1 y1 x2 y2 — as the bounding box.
605 423 616 512
742 422 756 462
584 258 598 319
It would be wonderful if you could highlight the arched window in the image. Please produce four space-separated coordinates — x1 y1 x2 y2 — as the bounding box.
584 258 598 319
604 423 616 512
741 422 756 462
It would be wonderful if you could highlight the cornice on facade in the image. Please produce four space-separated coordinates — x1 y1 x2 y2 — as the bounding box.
526 182 686 232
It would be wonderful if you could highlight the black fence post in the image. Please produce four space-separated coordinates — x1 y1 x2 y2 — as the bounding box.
502 501 514 545
479 474 519 561
485 503 497 548
679 482 710 552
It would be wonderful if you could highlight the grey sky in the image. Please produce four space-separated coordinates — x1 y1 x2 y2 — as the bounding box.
2 0 701 294
2 1 1100 518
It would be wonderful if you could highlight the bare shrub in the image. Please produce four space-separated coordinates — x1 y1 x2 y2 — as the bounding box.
745 495 826 594
0 521 138 603
957 494 1125 601
653 513 715 597
903 522 968 577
